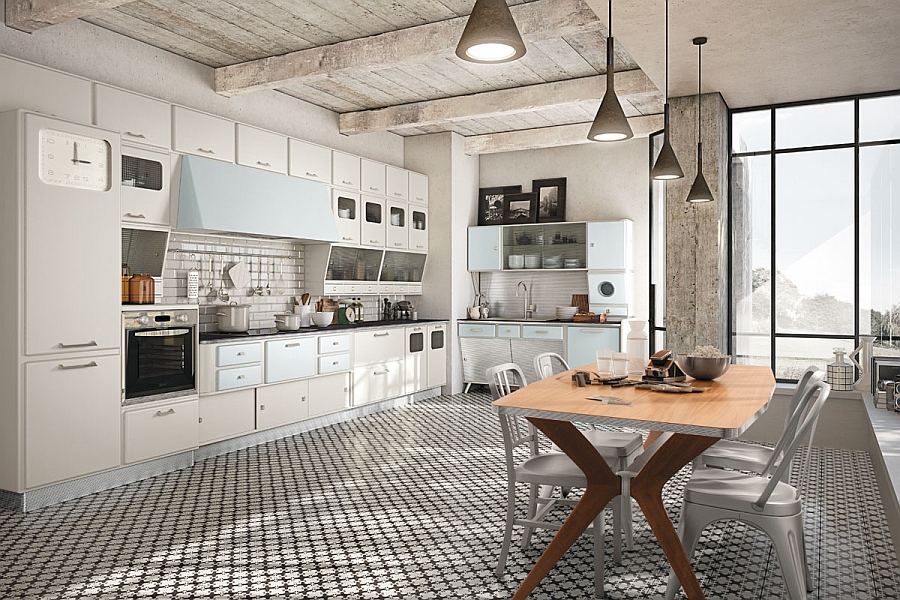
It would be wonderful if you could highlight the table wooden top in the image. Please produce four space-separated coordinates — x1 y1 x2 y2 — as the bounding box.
491 364 776 439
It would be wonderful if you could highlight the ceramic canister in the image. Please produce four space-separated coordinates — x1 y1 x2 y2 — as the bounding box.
827 348 859 391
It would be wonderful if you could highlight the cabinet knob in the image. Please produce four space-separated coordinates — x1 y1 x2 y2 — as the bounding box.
124 131 146 139
236 352 246 356
237 375 246 380
301 396 306 401
197 147 215 154
260 405 265 410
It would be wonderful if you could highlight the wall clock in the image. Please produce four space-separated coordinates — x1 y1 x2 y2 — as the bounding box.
39 128 111 191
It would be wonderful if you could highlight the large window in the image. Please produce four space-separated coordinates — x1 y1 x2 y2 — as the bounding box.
731 92 900 380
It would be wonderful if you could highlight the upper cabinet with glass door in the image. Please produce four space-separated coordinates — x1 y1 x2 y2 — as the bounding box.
503 222 587 271
361 195 386 248
387 201 408 250
409 206 428 253
333 189 360 245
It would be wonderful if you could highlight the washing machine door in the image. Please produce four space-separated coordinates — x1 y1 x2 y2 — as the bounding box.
588 272 630 305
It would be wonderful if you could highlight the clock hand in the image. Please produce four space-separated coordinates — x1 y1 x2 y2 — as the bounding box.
77 159 92 164
72 141 79 165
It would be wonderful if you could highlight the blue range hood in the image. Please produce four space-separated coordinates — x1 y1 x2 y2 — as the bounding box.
175 155 338 242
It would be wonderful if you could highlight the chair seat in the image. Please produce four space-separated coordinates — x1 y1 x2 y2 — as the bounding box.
684 468 801 517
551 430 643 458
517 452 618 488
701 439 773 473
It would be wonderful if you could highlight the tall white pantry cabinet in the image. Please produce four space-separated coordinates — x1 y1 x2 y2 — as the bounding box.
0 111 122 494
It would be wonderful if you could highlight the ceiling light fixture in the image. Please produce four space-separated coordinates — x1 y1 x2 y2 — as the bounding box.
455 0 526 64
650 0 684 180
686 36 714 203
587 0 633 142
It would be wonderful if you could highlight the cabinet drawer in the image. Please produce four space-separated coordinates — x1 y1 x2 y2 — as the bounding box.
409 171 428 204
319 334 350 354
172 106 235 162
318 353 350 374
94 84 171 149
216 342 262 367
361 159 386 195
124 399 199 464
497 325 521 338
459 324 496 338
199 389 256 444
216 365 262 391
289 138 331 183
353 361 403 406
386 165 409 200
308 372 350 417
236 124 287 174
522 326 564 341
257 380 308 430
332 151 360 189
265 337 316 383
355 328 405 366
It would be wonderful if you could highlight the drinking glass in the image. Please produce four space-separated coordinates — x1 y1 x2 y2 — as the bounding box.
612 352 629 376
596 350 613 375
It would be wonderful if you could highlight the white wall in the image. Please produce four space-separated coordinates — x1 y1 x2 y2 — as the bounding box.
479 138 651 319
0 6 404 165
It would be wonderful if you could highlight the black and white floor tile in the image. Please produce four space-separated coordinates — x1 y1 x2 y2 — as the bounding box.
1 391 899 599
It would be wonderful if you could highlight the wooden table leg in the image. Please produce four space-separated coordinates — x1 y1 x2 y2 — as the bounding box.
630 433 718 600
510 418 621 600
644 430 664 449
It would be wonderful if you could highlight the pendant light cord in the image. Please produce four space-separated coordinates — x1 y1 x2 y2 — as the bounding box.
665 0 668 102
697 41 702 163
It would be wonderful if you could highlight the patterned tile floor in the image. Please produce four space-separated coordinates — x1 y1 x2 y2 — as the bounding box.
1 391 899 599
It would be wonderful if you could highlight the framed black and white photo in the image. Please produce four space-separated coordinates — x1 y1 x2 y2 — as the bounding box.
478 185 522 226
532 178 567 223
503 192 538 224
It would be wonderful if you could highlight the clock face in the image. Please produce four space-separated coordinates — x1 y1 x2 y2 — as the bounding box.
39 128 111 191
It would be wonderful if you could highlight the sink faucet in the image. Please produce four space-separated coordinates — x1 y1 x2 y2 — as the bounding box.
516 281 534 320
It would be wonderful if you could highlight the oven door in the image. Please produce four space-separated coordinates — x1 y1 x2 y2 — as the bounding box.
125 327 195 399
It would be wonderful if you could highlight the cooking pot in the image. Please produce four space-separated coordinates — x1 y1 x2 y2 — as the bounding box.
274 312 302 331
216 302 250 332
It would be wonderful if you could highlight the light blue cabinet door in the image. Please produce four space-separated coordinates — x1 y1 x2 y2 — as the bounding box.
587 221 632 270
265 338 316 383
468 226 502 271
566 326 620 369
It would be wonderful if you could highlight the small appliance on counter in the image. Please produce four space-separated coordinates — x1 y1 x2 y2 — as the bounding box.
123 308 198 404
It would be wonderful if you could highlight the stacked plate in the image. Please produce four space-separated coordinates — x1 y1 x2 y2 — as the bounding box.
555 306 578 321
524 254 541 269
564 258 585 269
508 255 524 269
542 254 563 269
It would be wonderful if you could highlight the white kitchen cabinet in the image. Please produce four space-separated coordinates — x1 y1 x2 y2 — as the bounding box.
93 84 171 149
121 145 171 226
409 206 428 252
289 138 331 183
355 328 405 366
318 353 351 374
361 195 386 247
459 323 496 338
386 165 409 201
427 324 447 388
25 354 121 489
0 55 91 124
587 220 633 271
405 326 427 394
566 326 620 369
123 399 199 464
236 124 288 174
257 379 308 430
172 106 235 162
216 342 262 367
333 189 361 245
361 159 386 195
216 365 263 392
332 151 360 190
318 334 350 354
522 325 564 341
353 360 403 406
199 389 256 444
308 372 350 417
387 201 409 250
409 171 428 205
467 226 503 271
265 337 316 383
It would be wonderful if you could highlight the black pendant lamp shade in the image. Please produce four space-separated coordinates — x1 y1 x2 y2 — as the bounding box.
587 0 633 142
650 0 684 180
455 0 526 64
686 36 713 203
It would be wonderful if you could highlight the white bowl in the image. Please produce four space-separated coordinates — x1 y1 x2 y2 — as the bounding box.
524 254 541 269
311 312 333 327
508 255 525 269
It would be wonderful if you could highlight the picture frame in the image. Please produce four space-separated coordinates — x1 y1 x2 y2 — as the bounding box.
532 177 567 223
503 192 538 224
478 185 522 226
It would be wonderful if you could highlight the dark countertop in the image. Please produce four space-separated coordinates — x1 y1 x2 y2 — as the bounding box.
200 318 448 343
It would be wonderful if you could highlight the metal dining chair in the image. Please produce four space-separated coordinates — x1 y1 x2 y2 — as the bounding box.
664 380 832 600
488 363 622 599
533 352 643 549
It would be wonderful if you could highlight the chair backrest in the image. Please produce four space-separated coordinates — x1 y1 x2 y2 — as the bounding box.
533 352 570 380
784 366 826 433
754 380 831 511
487 364 538 476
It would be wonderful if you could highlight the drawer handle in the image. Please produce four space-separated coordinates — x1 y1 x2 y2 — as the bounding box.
154 408 176 417
416 245 424 249
123 131 146 139
470 328 483 333
236 351 246 356
305 172 318 177
236 375 246 380
369 186 379 191
332 341 340 345
369 239 379 244
57 360 98 370
590 242 595 247
413 327 422 331
394 243 402 246
285 343 302 348
341 236 353 241
124 212 146 219
394 192 402 196
416 197 425 201
374 332 390 337
257 161 272 167
333 361 340 365
58 340 97 349
374 370 389 375
197 147 215 154
342 180 352 185
301 396 306 401
259 404 265 411
534 330 549 334
580 329 611 333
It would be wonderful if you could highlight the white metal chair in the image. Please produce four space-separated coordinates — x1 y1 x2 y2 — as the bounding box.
664 380 832 600
533 352 644 549
488 363 622 599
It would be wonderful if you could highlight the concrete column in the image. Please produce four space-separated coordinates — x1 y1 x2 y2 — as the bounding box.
404 133 479 394
664 92 729 354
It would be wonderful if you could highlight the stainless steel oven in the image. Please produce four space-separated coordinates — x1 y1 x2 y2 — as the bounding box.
123 309 198 404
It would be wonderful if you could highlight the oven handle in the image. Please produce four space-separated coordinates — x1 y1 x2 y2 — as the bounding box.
134 329 192 337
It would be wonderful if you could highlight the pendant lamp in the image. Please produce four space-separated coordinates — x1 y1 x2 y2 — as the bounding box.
686 36 714 203
455 0 526 64
650 0 684 180
587 0 633 142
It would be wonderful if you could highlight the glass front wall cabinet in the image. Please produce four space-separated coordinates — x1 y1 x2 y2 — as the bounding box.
380 251 427 283
502 222 587 271
325 246 383 282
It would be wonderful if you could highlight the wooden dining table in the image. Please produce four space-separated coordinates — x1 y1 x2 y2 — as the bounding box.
491 364 776 600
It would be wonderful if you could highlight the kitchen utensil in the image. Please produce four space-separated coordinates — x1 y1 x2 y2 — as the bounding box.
216 302 250 333
187 256 199 301
676 355 731 381
121 264 131 303
217 261 230 303
228 260 251 292
254 257 264 296
128 274 154 304
265 258 271 296
301 292 310 306
206 256 215 297
277 259 287 295
311 312 333 327
274 312 302 331
295 303 313 327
